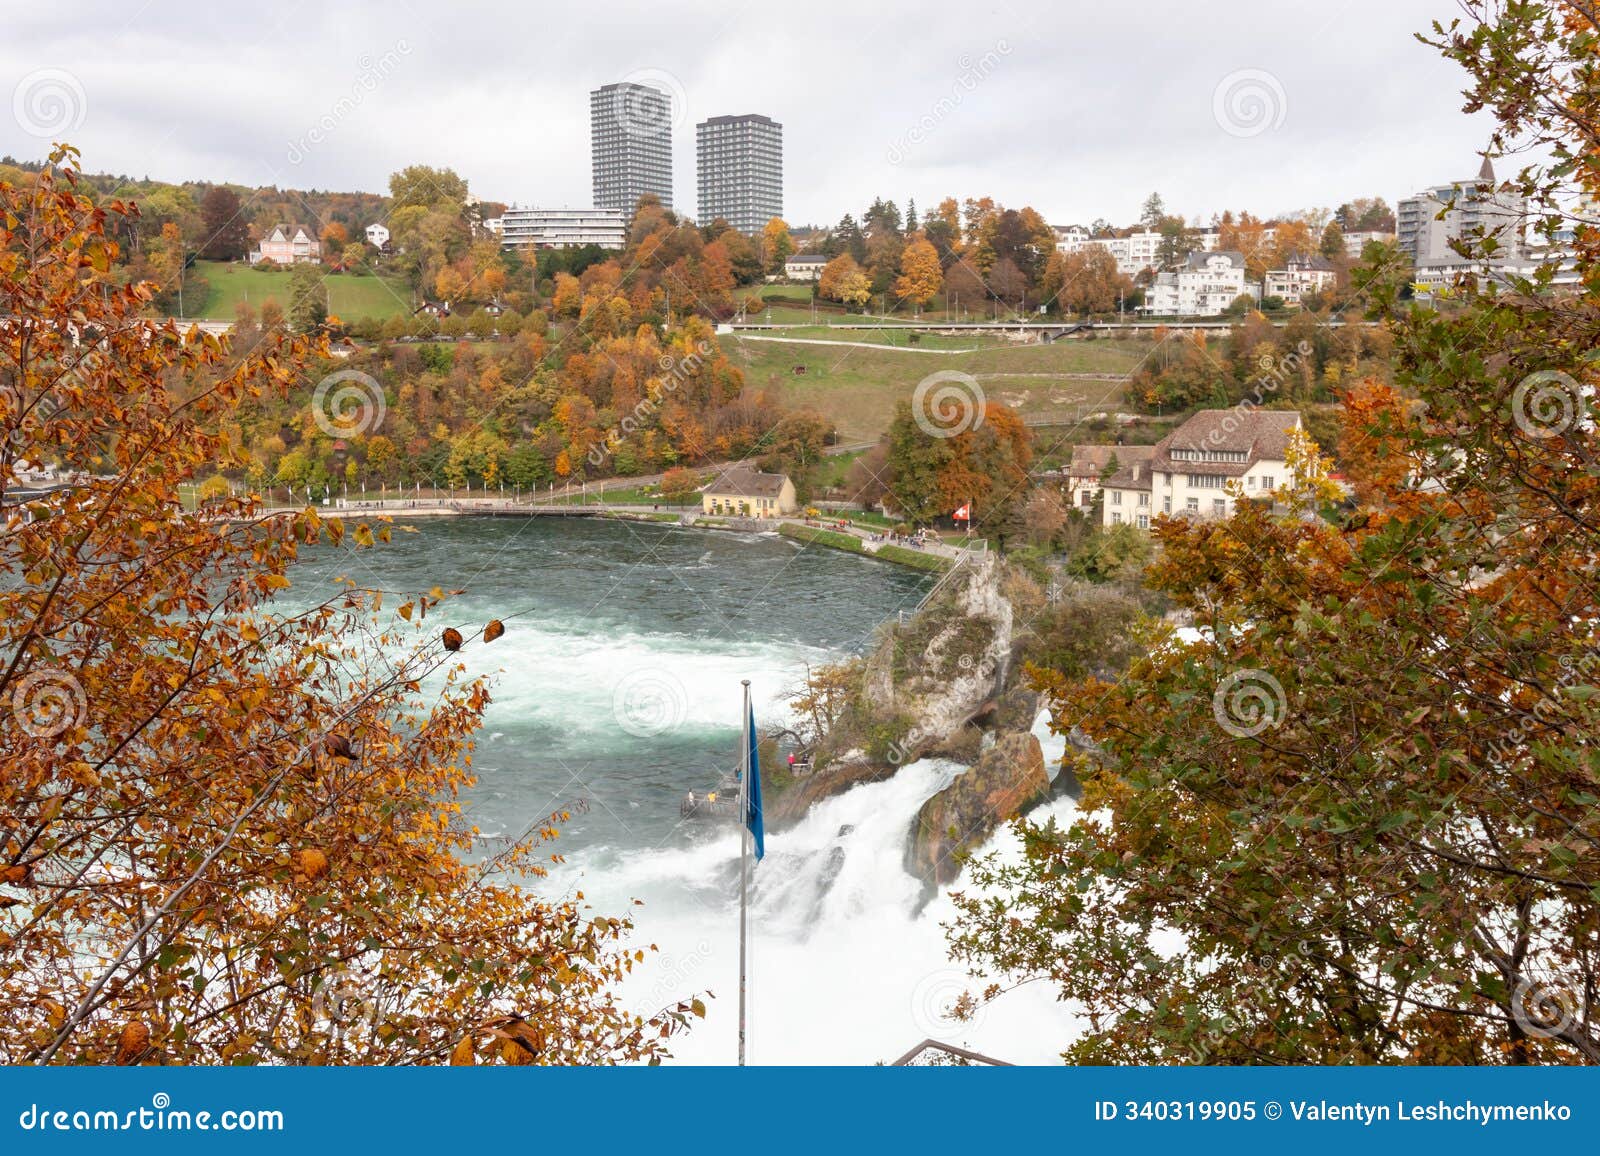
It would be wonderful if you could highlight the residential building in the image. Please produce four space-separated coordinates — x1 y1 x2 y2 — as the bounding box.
1397 156 1526 274
1056 444 1154 515
1341 229 1393 259
591 82 674 215
1143 250 1254 316
784 253 829 281
1098 229 1164 276
364 223 390 250
1053 224 1093 253
249 224 320 265
696 113 783 235
1055 224 1219 272
1263 256 1336 306
1098 409 1304 528
700 467 797 518
498 207 627 250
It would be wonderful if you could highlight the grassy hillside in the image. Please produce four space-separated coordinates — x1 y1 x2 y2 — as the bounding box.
722 332 1154 442
191 261 412 321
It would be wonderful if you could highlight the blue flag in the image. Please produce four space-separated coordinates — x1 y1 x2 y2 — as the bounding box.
745 701 765 861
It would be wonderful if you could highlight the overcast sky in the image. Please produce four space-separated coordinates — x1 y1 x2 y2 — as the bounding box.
4 0 1498 228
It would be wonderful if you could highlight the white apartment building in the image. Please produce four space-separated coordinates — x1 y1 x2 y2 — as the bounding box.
364 222 390 250
498 207 627 250
1097 409 1304 528
1143 250 1254 316
1263 257 1336 306
1052 226 1162 275
1054 223 1222 275
1397 156 1526 275
1053 224 1093 253
1341 229 1392 259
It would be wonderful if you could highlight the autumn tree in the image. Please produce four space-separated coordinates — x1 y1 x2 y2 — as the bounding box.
894 238 943 308
1040 247 1132 315
837 270 872 309
198 186 250 262
817 253 862 303
0 149 695 1065
950 3 1600 1065
761 217 795 276
882 399 1032 528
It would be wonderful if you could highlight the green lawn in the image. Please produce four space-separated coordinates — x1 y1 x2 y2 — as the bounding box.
191 261 413 322
748 299 917 326
778 523 864 553
722 333 1155 442
738 325 1011 351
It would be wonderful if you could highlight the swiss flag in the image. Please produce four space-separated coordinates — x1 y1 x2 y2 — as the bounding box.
953 504 971 521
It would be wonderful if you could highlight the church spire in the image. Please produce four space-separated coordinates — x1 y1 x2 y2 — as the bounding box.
1478 154 1495 184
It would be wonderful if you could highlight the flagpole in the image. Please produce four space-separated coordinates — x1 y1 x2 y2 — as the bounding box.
737 678 751 1067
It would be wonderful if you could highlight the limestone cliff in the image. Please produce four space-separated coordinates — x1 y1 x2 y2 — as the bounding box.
767 555 1015 828
767 555 1060 889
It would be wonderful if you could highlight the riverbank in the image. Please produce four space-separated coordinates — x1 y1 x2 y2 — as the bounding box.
255 498 967 573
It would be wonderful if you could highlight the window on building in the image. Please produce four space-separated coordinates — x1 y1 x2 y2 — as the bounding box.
1260 474 1275 489
1213 498 1227 517
1111 511 1123 525
1137 492 1150 507
1186 497 1199 512
1110 490 1122 505
1136 514 1149 529
1080 491 1092 507
1163 497 1172 514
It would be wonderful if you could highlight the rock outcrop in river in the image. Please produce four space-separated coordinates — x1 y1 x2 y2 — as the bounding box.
766 554 1057 887
905 729 1048 886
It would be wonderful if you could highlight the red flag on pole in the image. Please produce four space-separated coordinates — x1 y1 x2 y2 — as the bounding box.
953 503 971 521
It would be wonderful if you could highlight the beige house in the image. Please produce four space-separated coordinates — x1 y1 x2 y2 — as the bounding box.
701 467 797 518
1095 409 1305 528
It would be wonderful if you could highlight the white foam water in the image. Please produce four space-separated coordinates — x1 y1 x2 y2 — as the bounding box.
554 711 1081 1065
